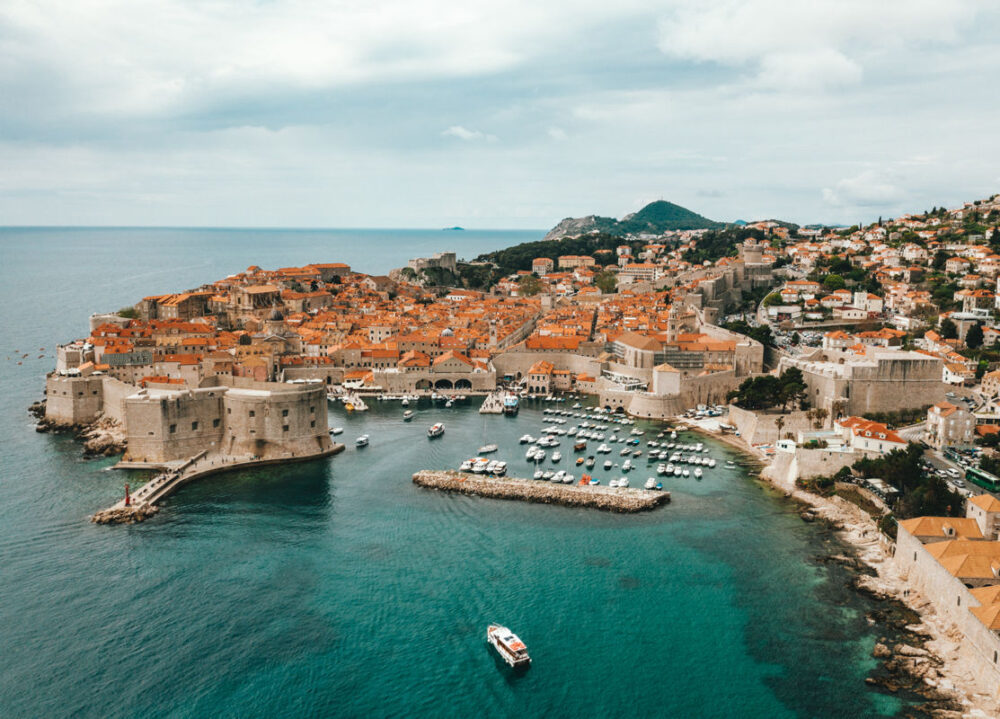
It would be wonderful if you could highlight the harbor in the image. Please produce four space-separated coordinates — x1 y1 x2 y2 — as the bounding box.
412 469 670 512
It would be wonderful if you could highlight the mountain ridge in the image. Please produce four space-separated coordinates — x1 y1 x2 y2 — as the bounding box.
544 200 723 240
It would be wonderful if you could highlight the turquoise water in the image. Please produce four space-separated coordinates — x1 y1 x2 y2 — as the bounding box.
1 228 909 717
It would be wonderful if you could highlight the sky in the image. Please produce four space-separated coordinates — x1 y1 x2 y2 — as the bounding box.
1 0 999 229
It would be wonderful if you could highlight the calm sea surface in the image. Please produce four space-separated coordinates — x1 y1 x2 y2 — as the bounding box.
1 228 911 717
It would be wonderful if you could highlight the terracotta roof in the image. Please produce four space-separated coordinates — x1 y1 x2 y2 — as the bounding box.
898 517 983 540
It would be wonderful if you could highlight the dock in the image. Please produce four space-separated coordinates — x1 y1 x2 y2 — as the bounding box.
92 444 345 524
412 470 670 513
479 391 504 414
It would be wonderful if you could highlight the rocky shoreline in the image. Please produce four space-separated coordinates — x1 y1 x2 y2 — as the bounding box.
30 400 127 458
92 505 159 524
709 426 997 717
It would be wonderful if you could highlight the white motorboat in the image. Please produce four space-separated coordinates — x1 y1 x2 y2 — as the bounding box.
330 427 344 435
708 459 717 468
682 469 690 477
534 470 544 480
551 451 562 463
726 460 736 468
673 467 682 476
519 434 533 444
472 458 490 474
487 624 530 669
609 479 619 488
355 435 369 448
427 423 445 438
478 444 499 454
542 470 554 480
603 460 613 470
494 461 507 476
622 459 633 472
552 471 566 482
694 468 703 479
657 463 667 475
401 398 410 407
618 477 629 488
403 410 414 421
460 460 473 472
644 478 656 490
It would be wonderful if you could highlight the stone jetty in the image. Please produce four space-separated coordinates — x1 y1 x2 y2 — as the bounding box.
412 470 670 512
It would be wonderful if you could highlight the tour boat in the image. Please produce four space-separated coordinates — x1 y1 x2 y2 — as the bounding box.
487 624 530 668
403 410 414 421
478 444 499 454
329 427 343 435
355 435 369 448
503 395 520 416
427 423 445 438
472 459 490 473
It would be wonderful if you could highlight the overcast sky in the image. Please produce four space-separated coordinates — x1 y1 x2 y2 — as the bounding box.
1 0 999 229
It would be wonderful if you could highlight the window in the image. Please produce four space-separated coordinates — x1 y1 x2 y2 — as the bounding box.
191 421 199 430
310 420 315 428
249 410 255 418
227 407 231 415
914 552 917 561
282 409 289 417
957 596 961 606
310 406 315 412
213 418 220 428
169 424 176 434
283 425 289 432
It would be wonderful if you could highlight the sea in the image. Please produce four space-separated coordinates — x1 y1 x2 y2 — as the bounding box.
0 227 915 718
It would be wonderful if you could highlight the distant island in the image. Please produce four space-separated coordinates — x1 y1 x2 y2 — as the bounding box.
442 226 465 231
544 200 723 240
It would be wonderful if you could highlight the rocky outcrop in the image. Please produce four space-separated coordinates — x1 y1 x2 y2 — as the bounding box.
412 470 670 512
91 505 158 524
32 411 126 458
543 215 618 241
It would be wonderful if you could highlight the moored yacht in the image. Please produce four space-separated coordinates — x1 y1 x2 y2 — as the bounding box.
478 444 499 454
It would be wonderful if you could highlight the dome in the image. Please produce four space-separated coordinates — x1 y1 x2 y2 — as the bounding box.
441 328 454 337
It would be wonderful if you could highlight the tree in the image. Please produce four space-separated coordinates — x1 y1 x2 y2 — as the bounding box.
762 292 783 307
517 274 542 297
814 407 829 429
932 250 949 271
775 416 785 439
823 274 846 291
791 332 801 345
594 270 618 294
777 367 807 412
967 322 984 349
940 318 958 340
117 306 139 319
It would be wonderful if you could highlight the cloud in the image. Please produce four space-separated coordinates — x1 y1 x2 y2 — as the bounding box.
547 127 568 141
442 125 498 142
822 170 905 208
657 0 980 91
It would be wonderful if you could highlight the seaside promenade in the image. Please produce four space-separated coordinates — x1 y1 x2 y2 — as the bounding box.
93 444 345 523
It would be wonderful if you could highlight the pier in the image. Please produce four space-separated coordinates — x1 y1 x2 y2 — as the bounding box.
479 391 505 414
412 470 670 513
92 444 345 524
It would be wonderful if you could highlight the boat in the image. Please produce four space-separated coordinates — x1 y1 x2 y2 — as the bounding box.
427 423 445 438
486 624 531 668
503 394 520 416
534 470 544 480
329 427 343 435
552 451 562 463
519 434 533 444
682 469 690 477
576 457 584 466
445 400 453 408
478 444 499 454
401 398 409 407
585 456 596 468
619 477 629 488
673 468 682 476
345 403 355 412
542 470 554 480
726 460 736 468
460 460 473 472
694 468 703 479
609 479 619 488
656 483 662 490
589 478 600 485
355 435 369 448
644 478 656 490
472 458 490 473
574 440 587 452
403 410 414 421
708 459 717 468
603 460 613 470
622 459 633 472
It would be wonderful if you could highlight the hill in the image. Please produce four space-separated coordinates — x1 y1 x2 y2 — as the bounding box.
544 200 723 240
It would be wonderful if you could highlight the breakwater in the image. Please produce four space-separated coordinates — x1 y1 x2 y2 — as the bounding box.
412 470 670 512
92 444 345 524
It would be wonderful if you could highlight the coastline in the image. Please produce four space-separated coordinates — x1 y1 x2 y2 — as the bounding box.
691 421 999 716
